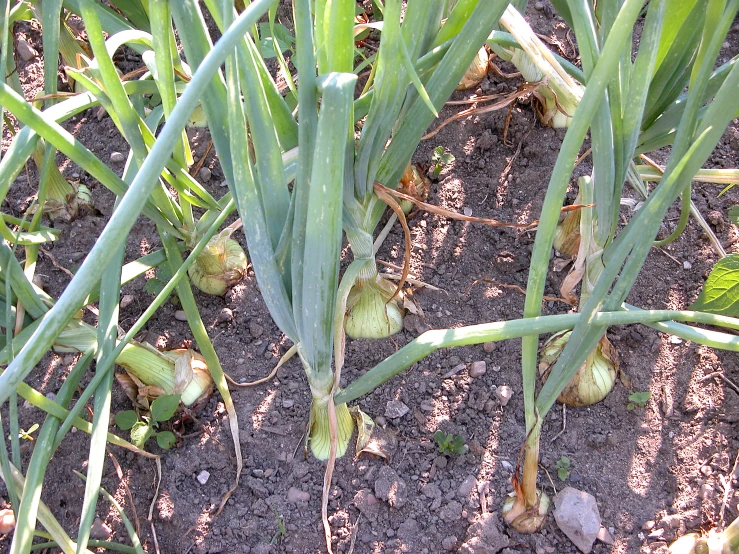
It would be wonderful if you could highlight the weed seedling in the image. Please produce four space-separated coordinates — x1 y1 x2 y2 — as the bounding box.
627 391 651 411
429 146 455 180
555 456 571 481
114 394 180 450
271 507 287 544
434 430 466 455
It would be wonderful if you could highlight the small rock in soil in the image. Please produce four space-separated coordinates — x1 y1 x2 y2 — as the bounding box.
494 385 513 406
385 400 410 419
89 518 112 541
397 517 420 539
216 307 234 323
374 465 408 508
287 487 310 503
196 470 210 485
669 335 683 345
249 321 264 337
175 310 187 321
483 341 497 353
282 399 294 409
110 151 126 163
683 260 692 270
199 167 212 182
553 487 601 553
422 483 442 499
469 361 487 378
17 39 38 61
120 294 135 309
459 512 510 554
457 475 478 498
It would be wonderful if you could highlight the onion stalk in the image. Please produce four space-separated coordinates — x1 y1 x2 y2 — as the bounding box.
456 46 489 90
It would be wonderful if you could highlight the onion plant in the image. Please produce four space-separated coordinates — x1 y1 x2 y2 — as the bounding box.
3 0 739 549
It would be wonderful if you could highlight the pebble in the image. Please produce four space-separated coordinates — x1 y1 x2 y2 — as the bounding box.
287 487 310 503
199 167 212 182
282 399 294 409
216 307 234 323
463 207 473 216
420 399 435 412
219 179 228 187
374 466 408 508
0 508 15 534
110 151 125 163
385 400 410 419
669 335 684 345
197 470 210 485
501 460 514 473
534 1 546 10
439 500 463 521
553 487 601 553
457 475 478 498
120 294 135 309
17 38 38 61
683 261 692 270
174 310 187 321
483 341 497 353
89 518 112 540
249 321 264 337
494 385 513 406
469 361 487 378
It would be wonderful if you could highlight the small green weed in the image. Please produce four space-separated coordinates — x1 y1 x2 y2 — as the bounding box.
114 394 180 450
271 507 287 544
429 146 455 180
434 430 466 455
627 391 651 410
555 456 571 481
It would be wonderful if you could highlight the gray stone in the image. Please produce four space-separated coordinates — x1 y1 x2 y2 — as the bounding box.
199 167 212 182
374 465 408 508
534 1 546 11
175 310 187 321
196 470 210 485
457 475 478 498
385 400 410 419
287 487 310 503
110 151 125 163
553 487 601 553
494 385 513 406
459 512 510 554
282 399 294 409
397 517 419 539
483 341 497 353
469 361 487 378
216 307 234 323
441 536 458 551
17 39 37 61
89 518 112 540
353 489 381 521
421 483 442 499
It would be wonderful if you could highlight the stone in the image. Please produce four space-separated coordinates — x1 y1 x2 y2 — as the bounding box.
89 518 112 541
396 518 420 539
385 400 410 419
197 470 211 485
442 536 458 551
421 483 442 499
287 487 310 503
494 385 513 406
282 399 294 409
120 294 135 309
175 310 188 321
17 38 38 61
457 475 478 498
459 512 510 554
249 321 264 337
669 335 683 345
463 207 473 216
553 487 601 553
216 307 234 323
374 465 408 508
534 1 546 10
483 341 497 353
683 261 692 270
469 361 487 378
110 151 126 163
199 167 212 182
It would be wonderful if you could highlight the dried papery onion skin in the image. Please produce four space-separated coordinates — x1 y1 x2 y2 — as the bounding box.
502 490 550 533
457 46 489 91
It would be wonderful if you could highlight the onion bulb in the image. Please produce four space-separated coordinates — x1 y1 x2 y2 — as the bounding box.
188 228 248 296
345 277 404 339
397 163 430 215
457 46 489 91
308 397 355 460
539 331 619 406
0 508 14 535
502 489 550 533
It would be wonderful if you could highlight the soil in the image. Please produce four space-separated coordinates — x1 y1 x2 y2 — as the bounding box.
3 2 739 554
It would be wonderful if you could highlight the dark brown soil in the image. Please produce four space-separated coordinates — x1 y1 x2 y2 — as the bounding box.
3 3 739 554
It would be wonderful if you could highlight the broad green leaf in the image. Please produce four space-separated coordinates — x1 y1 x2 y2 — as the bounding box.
690 254 739 316
114 410 139 430
130 421 154 448
729 205 739 225
150 394 180 422
156 430 176 449
258 21 294 57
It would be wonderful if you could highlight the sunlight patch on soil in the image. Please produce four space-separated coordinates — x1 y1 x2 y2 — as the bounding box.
251 387 277 432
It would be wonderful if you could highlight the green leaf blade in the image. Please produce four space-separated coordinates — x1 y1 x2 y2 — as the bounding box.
690 254 739 315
